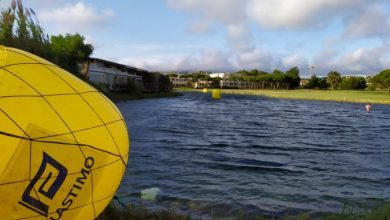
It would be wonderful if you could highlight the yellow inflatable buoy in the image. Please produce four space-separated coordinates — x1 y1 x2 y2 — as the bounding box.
203 88 208 93
0 46 129 219
212 89 221 99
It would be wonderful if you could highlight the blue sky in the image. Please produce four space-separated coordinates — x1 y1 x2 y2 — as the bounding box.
1 0 389 76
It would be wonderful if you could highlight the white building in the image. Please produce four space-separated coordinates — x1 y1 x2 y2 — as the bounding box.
80 58 146 91
170 77 190 87
209 72 226 78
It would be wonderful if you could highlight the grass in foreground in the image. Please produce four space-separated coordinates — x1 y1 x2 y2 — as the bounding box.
97 202 390 220
175 88 390 105
96 204 191 220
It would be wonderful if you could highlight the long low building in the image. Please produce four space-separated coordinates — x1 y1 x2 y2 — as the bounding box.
80 58 146 91
220 80 262 89
80 58 171 92
170 77 190 87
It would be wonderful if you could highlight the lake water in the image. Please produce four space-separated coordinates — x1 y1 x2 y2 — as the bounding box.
116 92 390 217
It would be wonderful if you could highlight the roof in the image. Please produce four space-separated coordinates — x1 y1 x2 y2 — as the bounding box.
88 57 149 73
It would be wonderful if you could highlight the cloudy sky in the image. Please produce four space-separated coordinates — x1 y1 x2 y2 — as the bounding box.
1 0 390 76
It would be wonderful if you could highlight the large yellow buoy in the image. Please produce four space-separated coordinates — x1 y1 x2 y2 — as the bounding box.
0 46 129 219
212 89 221 99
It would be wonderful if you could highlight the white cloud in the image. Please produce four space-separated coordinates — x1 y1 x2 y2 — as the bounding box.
313 43 390 74
236 49 276 70
343 4 390 39
163 0 390 74
120 49 234 72
39 2 114 33
188 19 213 34
282 54 309 70
227 23 254 53
166 0 248 24
125 44 205 51
247 0 362 30
119 42 390 74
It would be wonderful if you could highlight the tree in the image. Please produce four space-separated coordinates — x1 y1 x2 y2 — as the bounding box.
271 69 285 90
0 8 16 45
285 67 301 89
255 72 269 90
339 76 366 90
50 33 94 75
373 69 390 93
0 0 51 57
303 75 329 89
0 0 93 76
210 77 222 88
228 74 241 81
326 71 342 90
236 69 249 76
249 69 259 76
318 77 330 89
167 72 178 78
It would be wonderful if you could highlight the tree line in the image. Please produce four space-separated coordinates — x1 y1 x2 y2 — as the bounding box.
0 0 93 77
306 70 390 93
228 67 301 90
169 67 301 90
171 68 390 92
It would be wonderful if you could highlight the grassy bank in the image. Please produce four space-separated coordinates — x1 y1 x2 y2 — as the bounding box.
106 91 182 102
96 204 191 220
97 202 390 220
175 88 390 105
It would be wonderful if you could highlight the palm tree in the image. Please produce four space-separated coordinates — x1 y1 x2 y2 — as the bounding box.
327 71 342 90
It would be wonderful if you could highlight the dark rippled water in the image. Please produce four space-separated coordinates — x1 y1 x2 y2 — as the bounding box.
116 92 390 217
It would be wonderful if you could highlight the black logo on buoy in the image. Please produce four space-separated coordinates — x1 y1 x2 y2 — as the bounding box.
19 152 68 216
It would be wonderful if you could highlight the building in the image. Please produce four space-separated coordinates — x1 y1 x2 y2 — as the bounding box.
170 77 190 87
210 72 226 78
300 78 309 86
193 80 209 89
80 58 146 91
220 80 261 89
142 72 161 92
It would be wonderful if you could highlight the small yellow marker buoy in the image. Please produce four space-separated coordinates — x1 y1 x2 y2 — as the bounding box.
203 88 208 93
212 89 221 99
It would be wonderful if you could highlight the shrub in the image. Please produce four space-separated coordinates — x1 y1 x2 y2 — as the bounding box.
339 76 367 90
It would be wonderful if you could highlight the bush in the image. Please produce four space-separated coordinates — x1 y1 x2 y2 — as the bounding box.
303 76 329 89
373 69 390 93
339 76 367 90
96 204 191 220
366 84 376 91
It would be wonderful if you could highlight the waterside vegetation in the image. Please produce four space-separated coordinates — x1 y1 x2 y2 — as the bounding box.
171 68 390 93
175 88 390 105
97 202 390 220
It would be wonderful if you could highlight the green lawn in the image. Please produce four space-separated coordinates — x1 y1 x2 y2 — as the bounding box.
174 88 390 105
